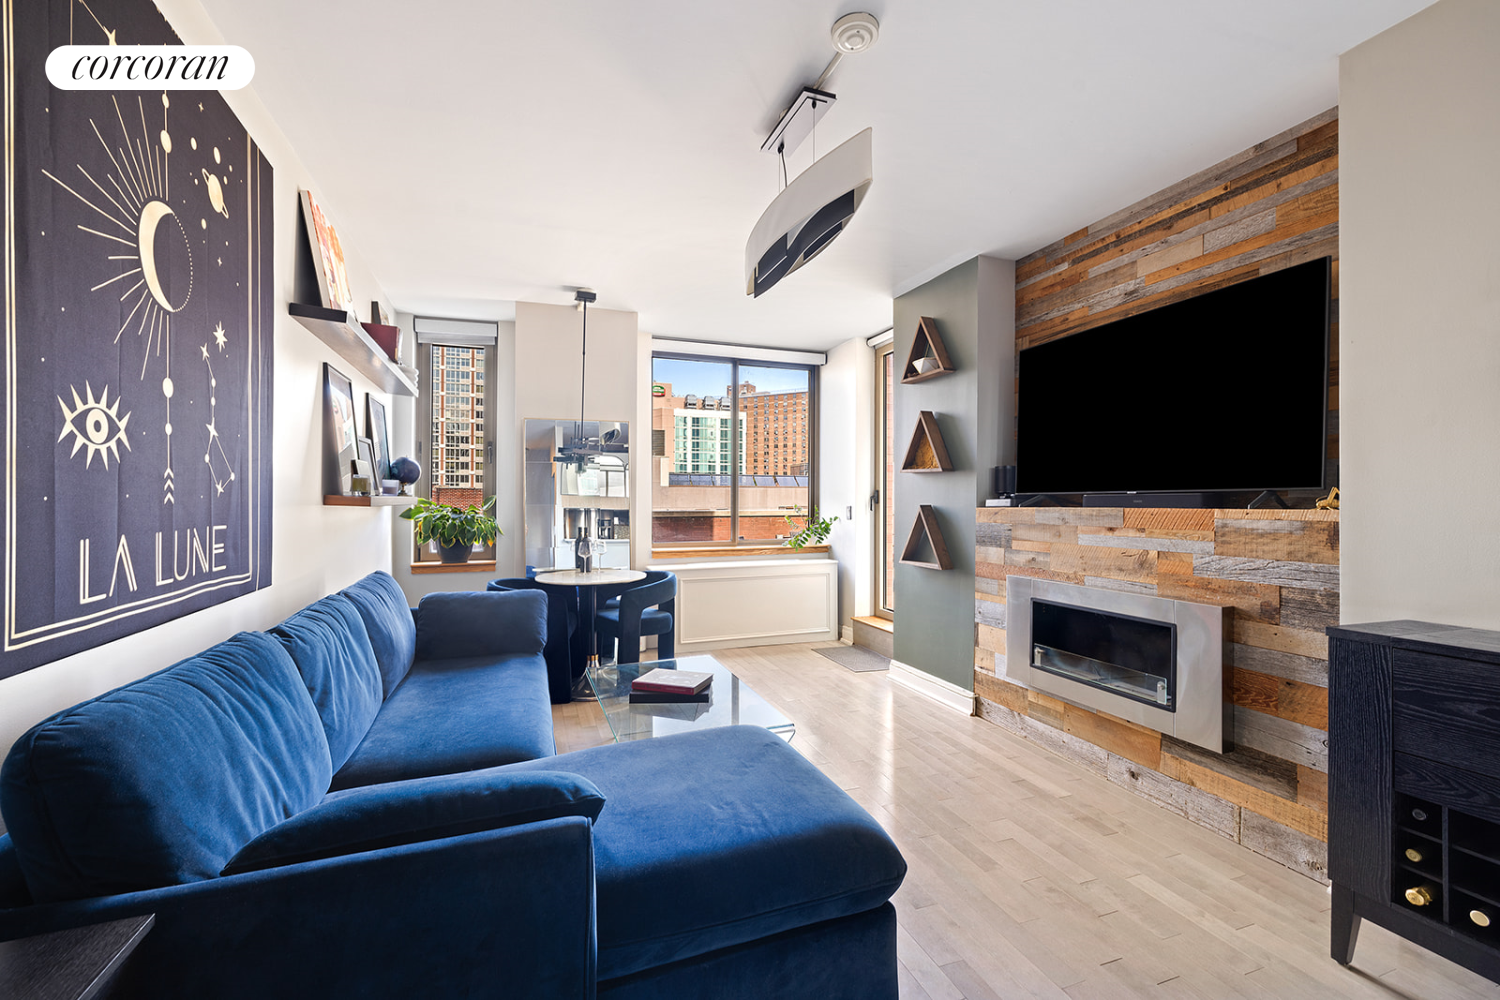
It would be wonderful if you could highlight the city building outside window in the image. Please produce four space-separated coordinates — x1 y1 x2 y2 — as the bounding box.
651 354 816 547
414 319 499 562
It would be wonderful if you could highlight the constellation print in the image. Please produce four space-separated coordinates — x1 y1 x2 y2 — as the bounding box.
201 336 234 495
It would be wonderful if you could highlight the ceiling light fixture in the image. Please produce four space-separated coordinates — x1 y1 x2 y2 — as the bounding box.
746 13 878 298
556 287 599 468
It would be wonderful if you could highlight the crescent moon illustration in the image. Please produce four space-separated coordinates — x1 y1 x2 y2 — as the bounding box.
138 200 189 312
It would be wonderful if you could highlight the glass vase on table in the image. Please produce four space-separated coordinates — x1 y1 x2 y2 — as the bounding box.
583 537 623 689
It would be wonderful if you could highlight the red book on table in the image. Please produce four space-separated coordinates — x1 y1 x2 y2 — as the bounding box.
630 668 712 695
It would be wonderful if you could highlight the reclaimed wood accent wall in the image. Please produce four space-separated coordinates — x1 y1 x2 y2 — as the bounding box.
1014 108 1340 490
973 505 1339 882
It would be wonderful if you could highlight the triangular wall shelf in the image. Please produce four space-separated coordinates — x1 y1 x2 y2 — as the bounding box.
900 504 952 570
901 411 952 472
901 316 955 384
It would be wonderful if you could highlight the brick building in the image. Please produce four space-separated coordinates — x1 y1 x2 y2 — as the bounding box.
650 380 810 543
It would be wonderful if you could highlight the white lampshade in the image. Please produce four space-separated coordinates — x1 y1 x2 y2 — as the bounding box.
745 128 872 297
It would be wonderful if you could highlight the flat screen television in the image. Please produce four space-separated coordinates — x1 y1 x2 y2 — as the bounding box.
1015 256 1330 499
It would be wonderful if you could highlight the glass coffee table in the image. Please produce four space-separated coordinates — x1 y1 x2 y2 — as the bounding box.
588 655 794 743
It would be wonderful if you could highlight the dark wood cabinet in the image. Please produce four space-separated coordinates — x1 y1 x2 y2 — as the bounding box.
1329 621 1500 982
0 914 152 999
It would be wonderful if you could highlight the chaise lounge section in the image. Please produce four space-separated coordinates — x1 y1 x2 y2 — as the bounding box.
0 571 906 997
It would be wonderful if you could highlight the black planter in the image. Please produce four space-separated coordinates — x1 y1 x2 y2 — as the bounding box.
437 542 473 564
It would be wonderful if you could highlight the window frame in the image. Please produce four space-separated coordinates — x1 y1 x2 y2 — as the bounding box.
651 350 819 548
875 341 895 618
413 335 499 563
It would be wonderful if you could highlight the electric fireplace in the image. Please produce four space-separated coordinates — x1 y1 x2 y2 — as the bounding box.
1007 577 1229 753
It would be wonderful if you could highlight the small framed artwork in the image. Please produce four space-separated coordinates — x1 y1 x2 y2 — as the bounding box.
323 363 358 496
352 437 375 495
355 436 375 474
366 395 391 481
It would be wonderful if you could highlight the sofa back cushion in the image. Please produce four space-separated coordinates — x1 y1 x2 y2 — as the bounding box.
415 590 547 661
0 632 331 903
340 571 416 697
270 594 384 771
222 768 605 876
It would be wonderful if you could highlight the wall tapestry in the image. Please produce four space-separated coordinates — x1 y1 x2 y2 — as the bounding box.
0 0 274 679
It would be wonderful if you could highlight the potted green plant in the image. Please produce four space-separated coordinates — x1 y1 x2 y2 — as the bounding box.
783 505 838 550
400 496 500 564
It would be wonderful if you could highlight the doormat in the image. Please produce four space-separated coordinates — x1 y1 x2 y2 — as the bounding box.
815 645 890 673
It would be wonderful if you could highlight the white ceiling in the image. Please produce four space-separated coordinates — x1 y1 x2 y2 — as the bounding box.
196 0 1432 351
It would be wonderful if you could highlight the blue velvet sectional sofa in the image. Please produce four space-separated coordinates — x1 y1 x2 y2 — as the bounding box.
0 572 906 998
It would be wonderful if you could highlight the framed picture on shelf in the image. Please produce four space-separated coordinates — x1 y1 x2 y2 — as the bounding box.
353 437 375 494
300 189 356 316
366 395 391 481
355 436 375 475
323 363 358 496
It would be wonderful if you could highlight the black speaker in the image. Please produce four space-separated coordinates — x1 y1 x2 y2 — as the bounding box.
1082 492 1212 508
993 465 1017 496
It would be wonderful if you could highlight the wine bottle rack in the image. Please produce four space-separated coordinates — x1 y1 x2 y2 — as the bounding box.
1392 792 1500 937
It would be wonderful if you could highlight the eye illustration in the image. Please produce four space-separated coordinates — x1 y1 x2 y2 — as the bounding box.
57 383 132 470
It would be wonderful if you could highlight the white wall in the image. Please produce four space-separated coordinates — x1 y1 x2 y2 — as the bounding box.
0 0 402 788
388 318 520 600
1339 0 1500 626
391 301 644 597
514 302 644 569
820 336 876 635
975 256 1017 501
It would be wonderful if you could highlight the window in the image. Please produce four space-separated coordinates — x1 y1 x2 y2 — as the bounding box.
651 354 816 547
414 319 499 562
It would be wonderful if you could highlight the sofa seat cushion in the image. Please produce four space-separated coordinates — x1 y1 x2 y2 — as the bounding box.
330 653 555 791
270 594 384 771
341 571 417 697
0 632 331 903
507 725 907 980
223 768 605 876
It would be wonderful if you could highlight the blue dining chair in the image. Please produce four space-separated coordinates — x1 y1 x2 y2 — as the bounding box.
594 571 676 664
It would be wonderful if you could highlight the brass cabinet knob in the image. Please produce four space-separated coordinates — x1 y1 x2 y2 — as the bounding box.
1404 848 1424 863
1405 886 1434 906
1472 909 1492 928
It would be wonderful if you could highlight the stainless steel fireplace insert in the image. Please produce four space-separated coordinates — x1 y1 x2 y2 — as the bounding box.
1007 576 1229 753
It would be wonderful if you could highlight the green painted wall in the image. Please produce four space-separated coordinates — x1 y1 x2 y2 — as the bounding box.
892 257 1014 690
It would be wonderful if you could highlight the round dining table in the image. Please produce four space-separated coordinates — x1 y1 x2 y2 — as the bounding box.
532 569 646 689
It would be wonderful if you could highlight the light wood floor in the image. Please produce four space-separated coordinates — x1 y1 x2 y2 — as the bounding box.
552 643 1499 999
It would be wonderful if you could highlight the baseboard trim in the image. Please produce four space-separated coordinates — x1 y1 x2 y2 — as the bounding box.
840 625 853 645
889 660 976 716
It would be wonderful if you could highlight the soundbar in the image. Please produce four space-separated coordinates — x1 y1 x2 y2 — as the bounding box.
1082 492 1213 509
